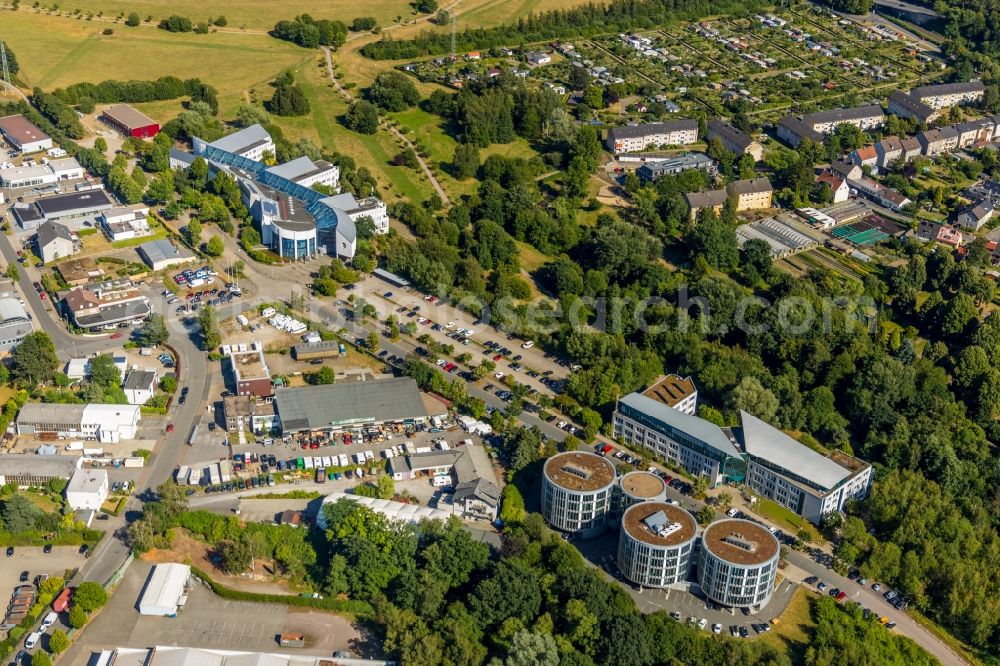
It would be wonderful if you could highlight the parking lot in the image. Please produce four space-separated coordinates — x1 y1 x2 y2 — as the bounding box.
2 546 86 644
64 560 368 662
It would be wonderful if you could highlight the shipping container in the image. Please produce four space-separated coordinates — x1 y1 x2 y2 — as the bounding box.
278 633 305 648
123 457 144 468
219 460 233 483
209 464 221 486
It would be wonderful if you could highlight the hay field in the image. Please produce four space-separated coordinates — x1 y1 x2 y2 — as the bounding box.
1 9 309 116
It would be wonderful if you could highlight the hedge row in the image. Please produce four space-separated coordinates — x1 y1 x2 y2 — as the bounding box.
0 528 103 547
189 566 372 618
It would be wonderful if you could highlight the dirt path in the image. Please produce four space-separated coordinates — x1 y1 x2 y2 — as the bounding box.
322 46 451 207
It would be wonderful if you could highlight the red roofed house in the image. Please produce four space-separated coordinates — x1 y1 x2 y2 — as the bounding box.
849 145 878 168
815 171 849 203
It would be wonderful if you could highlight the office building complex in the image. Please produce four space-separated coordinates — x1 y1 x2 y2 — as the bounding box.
698 518 779 610
541 451 616 538
618 502 698 589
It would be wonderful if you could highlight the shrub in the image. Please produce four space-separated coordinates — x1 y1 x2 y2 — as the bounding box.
67 605 87 629
73 581 107 613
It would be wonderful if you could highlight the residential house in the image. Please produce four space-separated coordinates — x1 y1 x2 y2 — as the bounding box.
726 177 773 212
684 189 728 221
829 158 863 181
875 136 904 169
910 81 985 110
887 90 939 124
606 120 699 153
777 115 824 147
956 200 995 231
918 126 960 156
954 119 995 148
815 172 849 203
849 145 878 168
61 279 151 330
35 221 78 264
706 119 764 161
99 206 152 242
802 105 885 134
900 136 923 160
122 368 157 405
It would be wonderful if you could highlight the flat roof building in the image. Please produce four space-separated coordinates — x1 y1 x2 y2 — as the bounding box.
541 451 616 538
11 188 114 230
198 124 275 161
16 402 141 442
612 470 667 519
100 104 160 138
229 347 271 397
641 374 698 415
0 454 82 488
61 279 151 330
136 238 196 271
65 468 108 511
0 157 84 188
274 377 429 433
618 502 698 589
0 115 52 153
636 153 716 183
699 518 779 610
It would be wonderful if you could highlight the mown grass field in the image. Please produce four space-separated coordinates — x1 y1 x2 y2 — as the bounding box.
1 8 309 117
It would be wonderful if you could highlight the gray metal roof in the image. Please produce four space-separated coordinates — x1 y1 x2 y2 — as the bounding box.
265 155 331 184
728 177 772 195
453 477 501 505
619 392 741 458
684 188 728 209
17 402 87 425
274 377 428 432
888 90 935 119
208 124 272 155
137 239 194 266
739 410 850 490
0 297 29 325
707 119 754 151
0 453 81 478
123 368 157 390
35 189 114 217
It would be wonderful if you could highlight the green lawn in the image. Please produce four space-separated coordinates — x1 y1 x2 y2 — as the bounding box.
760 587 815 659
755 498 822 543
24 490 61 514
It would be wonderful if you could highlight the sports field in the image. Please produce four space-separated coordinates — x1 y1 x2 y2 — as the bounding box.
1 9 309 116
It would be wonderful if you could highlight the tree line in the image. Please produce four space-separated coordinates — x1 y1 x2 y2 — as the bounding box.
52 76 219 113
271 14 348 49
361 0 766 59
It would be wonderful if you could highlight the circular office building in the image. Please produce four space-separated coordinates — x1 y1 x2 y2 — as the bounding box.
541 451 616 538
618 502 698 589
698 518 780 610
614 471 667 517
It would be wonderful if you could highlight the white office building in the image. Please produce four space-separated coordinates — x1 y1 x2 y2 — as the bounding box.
618 502 698 589
541 451 617 538
739 411 873 525
194 124 275 162
16 403 141 442
65 468 108 511
698 518 779 610
612 470 666 519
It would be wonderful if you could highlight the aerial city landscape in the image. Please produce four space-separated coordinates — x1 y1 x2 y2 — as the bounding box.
0 0 999 664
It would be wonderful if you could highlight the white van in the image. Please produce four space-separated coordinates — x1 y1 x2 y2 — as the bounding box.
40 612 58 631
24 632 42 649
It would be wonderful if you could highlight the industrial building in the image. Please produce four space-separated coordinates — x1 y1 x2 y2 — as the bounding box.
16 402 141 442
137 563 192 616
229 346 272 397
0 115 52 154
11 188 115 230
136 239 196 271
0 454 82 488
611 470 667 519
318 491 452 526
273 377 429 434
0 157 84 188
100 104 160 138
618 502 698 589
65 468 108 511
605 120 699 153
0 296 32 351
541 451 616 538
698 518 779 610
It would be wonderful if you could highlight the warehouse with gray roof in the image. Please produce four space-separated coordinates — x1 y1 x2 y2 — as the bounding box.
274 377 429 433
